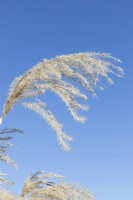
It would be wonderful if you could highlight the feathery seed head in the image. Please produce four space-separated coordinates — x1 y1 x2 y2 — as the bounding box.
1 52 123 151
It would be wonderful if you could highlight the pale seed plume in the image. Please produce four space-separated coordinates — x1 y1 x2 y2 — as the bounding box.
0 171 95 200
21 171 95 200
1 52 123 151
0 131 95 200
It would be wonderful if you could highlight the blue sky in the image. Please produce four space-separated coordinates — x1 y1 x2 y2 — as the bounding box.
0 1 133 200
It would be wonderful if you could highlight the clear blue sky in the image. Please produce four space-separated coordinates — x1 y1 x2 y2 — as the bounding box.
0 1 133 200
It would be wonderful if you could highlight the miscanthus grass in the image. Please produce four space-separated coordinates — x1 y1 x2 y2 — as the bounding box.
0 52 123 151
0 171 95 200
0 130 95 200
0 52 124 199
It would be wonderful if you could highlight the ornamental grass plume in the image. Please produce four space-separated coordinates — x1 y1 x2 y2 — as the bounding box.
0 171 95 200
0 52 123 151
0 130 95 200
21 171 95 200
